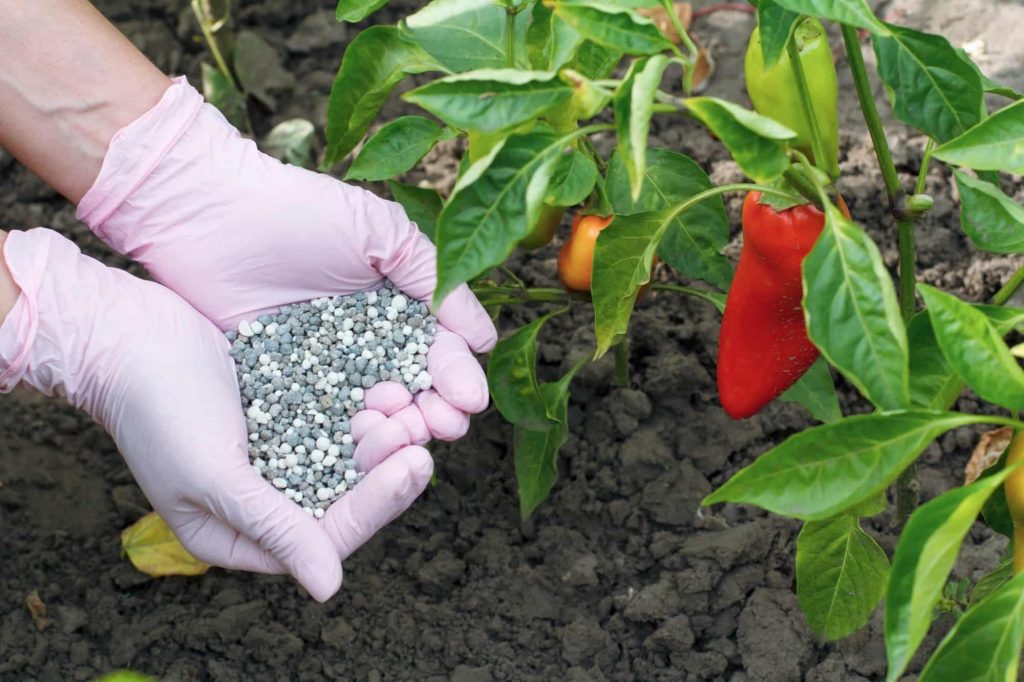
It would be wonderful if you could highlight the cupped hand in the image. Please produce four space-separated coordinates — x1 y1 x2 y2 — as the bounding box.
75 78 497 560
0 228 431 600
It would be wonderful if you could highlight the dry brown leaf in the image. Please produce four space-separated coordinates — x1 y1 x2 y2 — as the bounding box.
121 512 211 578
965 426 1013 484
690 47 715 94
25 590 51 632
638 2 693 44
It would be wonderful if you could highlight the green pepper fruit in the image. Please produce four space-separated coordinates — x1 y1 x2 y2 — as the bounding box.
745 17 839 176
519 203 565 250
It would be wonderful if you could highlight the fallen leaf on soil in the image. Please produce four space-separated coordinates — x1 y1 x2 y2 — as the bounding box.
638 3 693 44
121 512 211 578
96 671 157 682
965 426 1013 484
25 590 51 631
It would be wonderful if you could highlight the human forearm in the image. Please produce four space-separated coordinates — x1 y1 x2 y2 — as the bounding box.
0 0 171 202
0 232 19 323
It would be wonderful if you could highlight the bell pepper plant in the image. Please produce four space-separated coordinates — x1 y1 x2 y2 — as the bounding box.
188 0 1024 676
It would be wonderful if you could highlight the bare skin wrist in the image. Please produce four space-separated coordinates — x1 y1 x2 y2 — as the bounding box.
0 232 20 323
0 0 172 203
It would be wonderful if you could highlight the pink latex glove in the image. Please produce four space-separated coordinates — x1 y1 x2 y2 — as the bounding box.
0 229 438 599
76 78 497 534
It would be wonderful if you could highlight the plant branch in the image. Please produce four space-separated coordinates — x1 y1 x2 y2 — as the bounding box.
787 34 836 179
658 0 700 93
191 0 239 91
652 283 724 311
843 24 925 527
992 265 1024 306
914 139 935 196
471 285 569 308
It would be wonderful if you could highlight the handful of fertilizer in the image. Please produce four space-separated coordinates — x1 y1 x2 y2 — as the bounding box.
225 282 436 517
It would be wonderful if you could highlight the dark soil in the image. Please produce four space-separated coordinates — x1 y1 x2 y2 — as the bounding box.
1 1 1022 681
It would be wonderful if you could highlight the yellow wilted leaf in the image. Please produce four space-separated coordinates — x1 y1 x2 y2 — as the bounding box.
121 512 210 577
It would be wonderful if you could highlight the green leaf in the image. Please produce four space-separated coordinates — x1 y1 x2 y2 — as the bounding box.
559 69 614 120
970 559 1014 606
324 26 443 166
547 149 599 206
550 1 673 55
885 469 1015 681
920 570 1024 682
514 363 582 518
907 312 964 410
908 305 1024 411
803 203 910 411
201 63 248 131
756 1 800 68
401 0 528 71
703 411 1007 521
764 0 887 33
779 358 842 424
686 97 794 183
614 56 669 201
345 116 453 181
796 514 889 640
528 2 583 71
404 69 572 134
873 24 983 143
487 310 564 430
262 119 316 169
434 132 566 305
607 148 731 289
570 39 624 79
386 181 444 242
592 211 666 356
933 100 1024 173
918 285 1024 412
953 170 1024 253
336 0 389 22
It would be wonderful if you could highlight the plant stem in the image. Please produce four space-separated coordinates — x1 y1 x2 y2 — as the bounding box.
652 283 724 311
668 183 805 221
191 0 239 91
614 337 630 386
787 35 836 179
506 7 517 69
914 139 935 196
843 24 925 526
992 265 1024 306
659 0 700 93
472 285 569 307
841 26 901 206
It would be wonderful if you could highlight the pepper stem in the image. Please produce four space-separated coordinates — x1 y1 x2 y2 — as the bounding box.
786 30 837 179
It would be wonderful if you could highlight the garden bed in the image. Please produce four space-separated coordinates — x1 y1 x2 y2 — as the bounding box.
1 1 1022 680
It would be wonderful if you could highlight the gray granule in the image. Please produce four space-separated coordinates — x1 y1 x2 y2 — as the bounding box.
228 281 436 517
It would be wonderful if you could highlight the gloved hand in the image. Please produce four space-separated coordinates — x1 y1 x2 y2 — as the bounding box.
0 228 432 601
76 77 497 477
